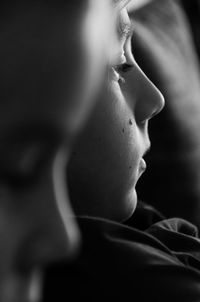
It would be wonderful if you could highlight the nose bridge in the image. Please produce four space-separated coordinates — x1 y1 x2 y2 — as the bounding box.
135 65 165 122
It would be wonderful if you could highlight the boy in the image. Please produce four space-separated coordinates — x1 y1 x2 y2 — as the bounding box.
45 1 200 301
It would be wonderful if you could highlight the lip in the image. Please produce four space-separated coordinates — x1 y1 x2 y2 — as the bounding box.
138 158 147 177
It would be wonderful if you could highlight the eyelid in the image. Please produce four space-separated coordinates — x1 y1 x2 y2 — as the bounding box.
110 18 134 68
113 28 134 65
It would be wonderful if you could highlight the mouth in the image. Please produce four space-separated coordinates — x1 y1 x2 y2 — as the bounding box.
138 158 147 180
139 141 151 177
138 158 147 178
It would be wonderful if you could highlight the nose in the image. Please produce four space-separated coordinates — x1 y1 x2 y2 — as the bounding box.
136 65 165 123
125 63 165 124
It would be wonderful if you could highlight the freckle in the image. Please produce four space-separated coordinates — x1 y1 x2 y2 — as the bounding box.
129 166 132 170
122 128 125 133
129 119 133 125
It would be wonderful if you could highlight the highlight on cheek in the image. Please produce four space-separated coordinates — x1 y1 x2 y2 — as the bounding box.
68 0 114 132
83 0 115 63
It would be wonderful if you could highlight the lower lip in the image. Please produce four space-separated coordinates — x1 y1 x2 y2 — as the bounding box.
139 158 147 176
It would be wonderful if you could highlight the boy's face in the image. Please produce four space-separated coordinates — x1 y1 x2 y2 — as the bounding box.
0 1 113 301
68 7 165 222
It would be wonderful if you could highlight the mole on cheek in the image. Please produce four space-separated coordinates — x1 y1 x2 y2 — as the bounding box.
128 119 133 125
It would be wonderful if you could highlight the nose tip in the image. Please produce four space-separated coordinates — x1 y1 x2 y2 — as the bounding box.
150 88 165 119
134 65 165 124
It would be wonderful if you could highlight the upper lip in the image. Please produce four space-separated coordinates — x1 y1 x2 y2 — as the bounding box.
139 143 151 176
143 142 151 158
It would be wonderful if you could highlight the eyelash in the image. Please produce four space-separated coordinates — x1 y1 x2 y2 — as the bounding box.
117 63 132 73
109 31 134 85
114 63 132 84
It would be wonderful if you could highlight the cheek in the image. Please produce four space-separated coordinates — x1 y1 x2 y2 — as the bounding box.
68 84 141 220
69 84 141 195
104 83 140 178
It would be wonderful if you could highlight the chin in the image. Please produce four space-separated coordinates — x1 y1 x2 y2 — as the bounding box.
120 189 138 222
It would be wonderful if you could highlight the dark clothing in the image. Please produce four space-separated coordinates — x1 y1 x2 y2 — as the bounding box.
125 200 165 230
44 216 200 301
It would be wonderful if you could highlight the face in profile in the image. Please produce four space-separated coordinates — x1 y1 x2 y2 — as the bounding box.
0 1 113 301
68 7 165 222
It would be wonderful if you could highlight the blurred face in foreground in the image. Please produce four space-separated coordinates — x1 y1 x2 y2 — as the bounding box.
68 3 165 222
0 1 113 301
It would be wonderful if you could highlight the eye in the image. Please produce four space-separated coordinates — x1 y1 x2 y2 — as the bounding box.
115 63 133 84
111 36 134 85
109 13 135 85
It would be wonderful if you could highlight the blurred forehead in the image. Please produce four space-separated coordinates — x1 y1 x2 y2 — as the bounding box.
0 0 115 135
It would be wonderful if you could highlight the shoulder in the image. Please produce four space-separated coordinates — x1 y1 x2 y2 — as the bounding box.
44 217 200 301
77 217 200 299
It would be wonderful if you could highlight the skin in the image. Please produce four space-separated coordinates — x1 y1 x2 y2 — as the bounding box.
68 7 165 222
0 1 114 301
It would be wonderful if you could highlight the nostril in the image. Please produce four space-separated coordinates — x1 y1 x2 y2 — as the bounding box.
150 106 162 120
